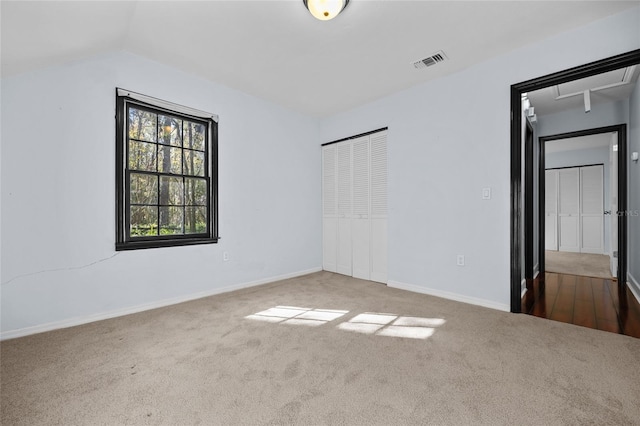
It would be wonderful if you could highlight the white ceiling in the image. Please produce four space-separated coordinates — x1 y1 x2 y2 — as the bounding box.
1 1 637 117
528 65 639 116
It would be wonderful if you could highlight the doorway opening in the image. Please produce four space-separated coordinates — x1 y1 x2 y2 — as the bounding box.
539 127 623 281
510 49 640 318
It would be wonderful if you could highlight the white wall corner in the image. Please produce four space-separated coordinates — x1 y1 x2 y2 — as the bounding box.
0 267 322 341
388 280 510 312
628 273 640 305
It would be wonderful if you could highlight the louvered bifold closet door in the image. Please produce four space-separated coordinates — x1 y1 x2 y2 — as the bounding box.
351 136 371 280
336 142 353 275
580 165 604 254
370 130 388 283
322 146 338 272
558 168 580 253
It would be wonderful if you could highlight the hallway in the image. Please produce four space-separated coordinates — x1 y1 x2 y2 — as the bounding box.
522 273 640 338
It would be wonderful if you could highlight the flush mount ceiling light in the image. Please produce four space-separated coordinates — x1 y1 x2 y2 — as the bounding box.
304 0 349 21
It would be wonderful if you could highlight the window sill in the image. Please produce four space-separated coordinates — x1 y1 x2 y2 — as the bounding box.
116 237 218 251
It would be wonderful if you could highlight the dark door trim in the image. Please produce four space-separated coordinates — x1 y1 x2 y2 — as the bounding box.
510 48 640 313
539 125 627 286
524 120 534 279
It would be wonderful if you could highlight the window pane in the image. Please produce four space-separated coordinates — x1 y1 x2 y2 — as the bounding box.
185 206 207 234
158 145 182 175
185 178 207 206
158 115 183 147
184 121 206 151
128 108 157 142
159 176 184 206
159 207 184 235
128 141 157 172
130 206 158 236
130 173 158 205
183 150 205 176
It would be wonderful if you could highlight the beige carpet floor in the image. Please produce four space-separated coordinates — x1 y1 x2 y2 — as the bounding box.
2 272 639 425
545 250 613 279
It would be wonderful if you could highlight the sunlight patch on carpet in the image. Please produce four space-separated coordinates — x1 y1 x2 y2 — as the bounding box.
246 306 349 325
338 313 445 339
246 307 445 340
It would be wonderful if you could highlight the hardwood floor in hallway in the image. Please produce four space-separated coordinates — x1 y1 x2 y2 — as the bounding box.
522 273 640 338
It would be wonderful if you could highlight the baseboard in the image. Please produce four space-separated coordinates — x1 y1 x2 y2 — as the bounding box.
521 287 528 299
0 267 322 341
387 280 510 312
533 263 540 279
628 273 640 305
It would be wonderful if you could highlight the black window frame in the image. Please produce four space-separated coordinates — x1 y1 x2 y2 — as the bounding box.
115 89 218 250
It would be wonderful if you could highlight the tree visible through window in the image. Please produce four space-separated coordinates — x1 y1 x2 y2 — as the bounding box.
116 89 218 250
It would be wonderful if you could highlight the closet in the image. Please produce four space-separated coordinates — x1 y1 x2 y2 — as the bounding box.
545 165 604 254
322 129 388 283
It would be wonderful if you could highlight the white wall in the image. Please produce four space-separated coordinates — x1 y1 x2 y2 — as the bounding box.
628 75 640 298
1 51 321 336
319 6 640 310
537 100 629 138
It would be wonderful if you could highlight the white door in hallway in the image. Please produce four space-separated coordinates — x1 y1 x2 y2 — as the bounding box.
558 168 580 253
580 165 604 254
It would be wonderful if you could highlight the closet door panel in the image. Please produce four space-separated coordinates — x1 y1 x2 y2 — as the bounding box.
352 137 370 280
580 165 604 254
370 131 388 283
337 219 352 275
352 220 370 280
322 146 337 272
336 143 353 275
558 168 580 253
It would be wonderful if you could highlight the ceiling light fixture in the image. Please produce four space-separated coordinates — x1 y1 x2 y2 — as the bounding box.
303 0 349 21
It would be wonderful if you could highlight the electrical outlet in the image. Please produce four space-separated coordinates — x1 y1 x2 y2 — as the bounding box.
223 251 229 262
456 255 465 266
482 187 491 200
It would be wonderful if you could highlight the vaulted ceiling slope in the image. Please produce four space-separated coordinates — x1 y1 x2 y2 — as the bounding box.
1 1 636 117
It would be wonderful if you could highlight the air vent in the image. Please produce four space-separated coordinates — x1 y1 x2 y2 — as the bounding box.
413 51 447 69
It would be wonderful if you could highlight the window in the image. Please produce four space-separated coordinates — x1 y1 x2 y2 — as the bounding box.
115 89 218 250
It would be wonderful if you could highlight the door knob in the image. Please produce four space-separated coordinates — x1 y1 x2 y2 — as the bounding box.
604 211 611 215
